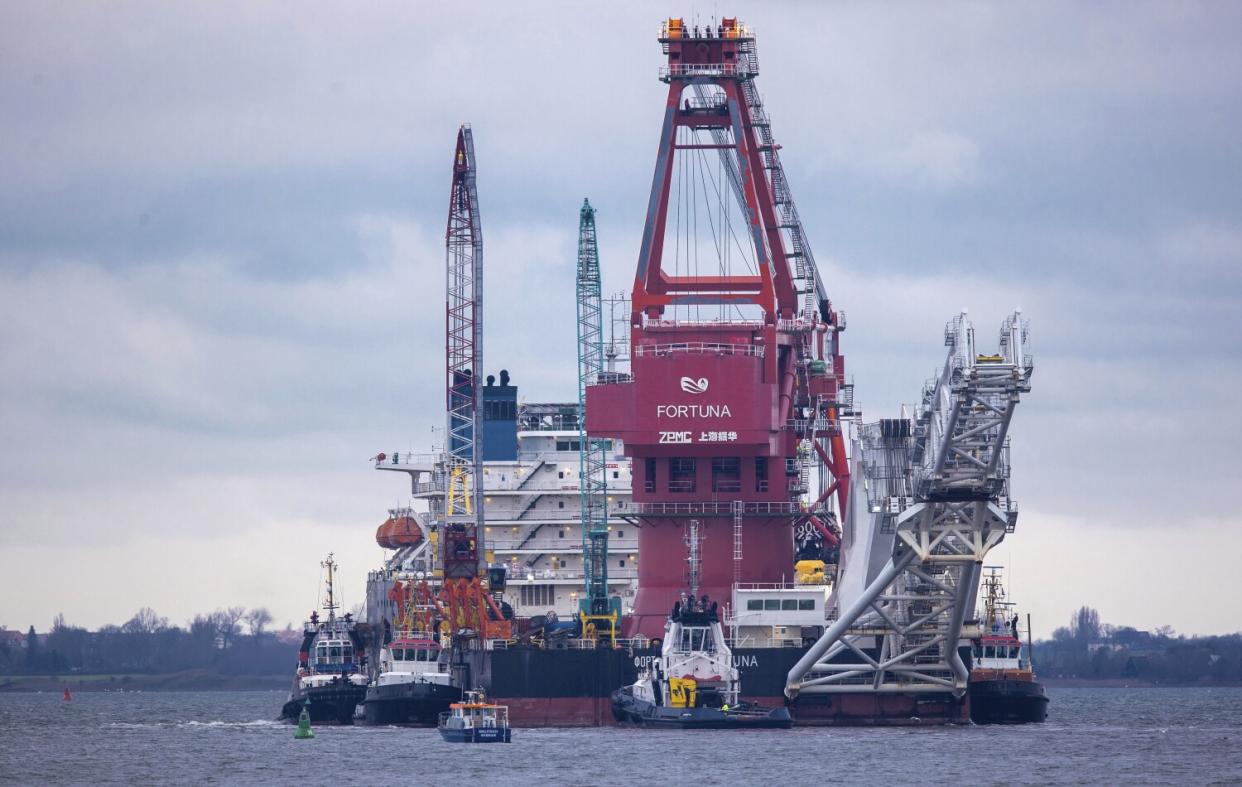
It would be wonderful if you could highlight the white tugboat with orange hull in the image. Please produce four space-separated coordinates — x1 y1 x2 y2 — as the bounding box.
438 691 512 743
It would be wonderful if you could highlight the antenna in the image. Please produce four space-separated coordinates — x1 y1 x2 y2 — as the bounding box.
684 519 704 598
322 553 338 622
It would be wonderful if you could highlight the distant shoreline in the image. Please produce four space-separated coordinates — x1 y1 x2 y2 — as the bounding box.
1039 677 1242 688
0 671 289 692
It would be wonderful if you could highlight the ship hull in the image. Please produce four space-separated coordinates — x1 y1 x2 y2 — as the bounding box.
280 682 368 725
438 726 511 743
457 644 639 726
361 681 459 725
458 644 968 726
611 688 793 729
968 678 1048 724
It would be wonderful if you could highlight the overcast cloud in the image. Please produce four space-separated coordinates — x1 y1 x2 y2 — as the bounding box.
2 1 1239 637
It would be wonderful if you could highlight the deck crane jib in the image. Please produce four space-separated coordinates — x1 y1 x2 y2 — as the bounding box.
586 17 851 637
437 125 511 641
576 198 622 640
785 311 1033 700
444 124 486 580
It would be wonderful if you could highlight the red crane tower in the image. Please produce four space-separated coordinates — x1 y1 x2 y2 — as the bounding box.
420 125 509 640
587 18 850 637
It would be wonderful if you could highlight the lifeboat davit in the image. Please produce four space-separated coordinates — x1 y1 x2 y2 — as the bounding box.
376 514 424 550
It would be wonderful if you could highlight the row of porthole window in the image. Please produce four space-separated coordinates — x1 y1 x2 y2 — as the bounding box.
746 598 816 611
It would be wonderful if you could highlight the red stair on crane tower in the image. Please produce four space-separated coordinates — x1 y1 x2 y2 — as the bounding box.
587 18 849 638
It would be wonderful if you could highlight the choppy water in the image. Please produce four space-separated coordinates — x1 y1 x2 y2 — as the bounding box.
1 687 1240 785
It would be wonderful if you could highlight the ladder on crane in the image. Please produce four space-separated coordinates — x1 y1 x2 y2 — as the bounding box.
575 198 620 641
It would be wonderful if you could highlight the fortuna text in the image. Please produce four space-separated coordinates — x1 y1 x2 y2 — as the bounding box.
656 404 733 418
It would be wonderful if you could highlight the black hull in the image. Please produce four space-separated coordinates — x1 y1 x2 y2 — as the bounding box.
280 683 368 725
361 681 459 726
453 644 968 726
969 678 1049 724
611 688 794 730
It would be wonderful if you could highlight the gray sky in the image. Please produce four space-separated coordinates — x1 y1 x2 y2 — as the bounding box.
2 2 1239 638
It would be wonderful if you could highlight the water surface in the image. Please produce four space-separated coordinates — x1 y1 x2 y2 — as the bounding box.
1 688 1239 785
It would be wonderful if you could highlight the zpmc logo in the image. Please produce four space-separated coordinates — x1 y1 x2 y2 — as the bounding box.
680 376 709 395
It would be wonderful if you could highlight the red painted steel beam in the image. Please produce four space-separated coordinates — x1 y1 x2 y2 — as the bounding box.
807 514 841 547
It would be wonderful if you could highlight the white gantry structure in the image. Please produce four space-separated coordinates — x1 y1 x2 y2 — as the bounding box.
786 310 1033 698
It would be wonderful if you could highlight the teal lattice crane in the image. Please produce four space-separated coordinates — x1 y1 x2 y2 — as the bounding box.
576 198 619 640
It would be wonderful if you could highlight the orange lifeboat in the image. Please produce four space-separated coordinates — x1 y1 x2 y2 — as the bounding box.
375 514 423 550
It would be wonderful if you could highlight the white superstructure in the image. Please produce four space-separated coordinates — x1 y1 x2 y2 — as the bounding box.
369 400 636 624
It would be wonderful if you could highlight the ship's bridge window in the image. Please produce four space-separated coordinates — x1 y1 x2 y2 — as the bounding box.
318 642 352 664
763 599 781 611
781 599 798 611
984 645 996 659
746 599 763 611
1009 647 1020 659
798 599 815 611
678 626 714 653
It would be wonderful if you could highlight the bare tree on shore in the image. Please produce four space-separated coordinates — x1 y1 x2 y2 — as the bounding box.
245 608 273 638
122 608 169 635
213 607 246 650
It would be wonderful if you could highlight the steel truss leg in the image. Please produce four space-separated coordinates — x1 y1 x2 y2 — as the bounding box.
785 548 917 698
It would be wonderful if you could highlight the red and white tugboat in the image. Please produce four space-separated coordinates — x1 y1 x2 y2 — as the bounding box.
968 568 1049 724
279 555 369 725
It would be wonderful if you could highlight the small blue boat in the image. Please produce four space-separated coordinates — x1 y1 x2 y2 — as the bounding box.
438 691 512 743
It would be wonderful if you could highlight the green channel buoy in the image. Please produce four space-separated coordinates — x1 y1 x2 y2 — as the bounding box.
294 701 314 740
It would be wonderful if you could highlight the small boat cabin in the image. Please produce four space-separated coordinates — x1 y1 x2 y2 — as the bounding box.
972 634 1030 672
441 691 509 731
313 637 359 673
438 690 512 742
386 637 442 668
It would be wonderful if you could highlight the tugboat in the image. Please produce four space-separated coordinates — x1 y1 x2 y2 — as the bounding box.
279 554 370 725
358 560 459 725
359 632 457 725
611 522 793 729
968 568 1049 724
438 690 512 743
